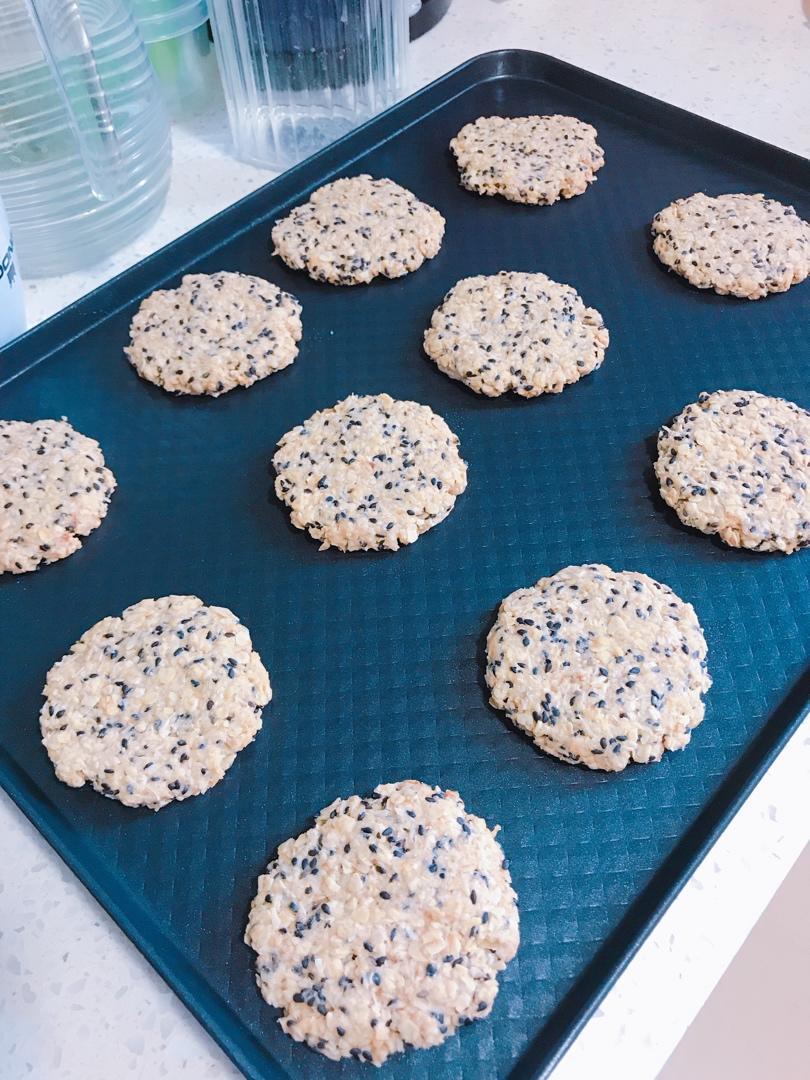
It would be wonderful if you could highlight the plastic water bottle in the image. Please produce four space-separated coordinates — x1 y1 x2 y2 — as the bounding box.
0 194 25 348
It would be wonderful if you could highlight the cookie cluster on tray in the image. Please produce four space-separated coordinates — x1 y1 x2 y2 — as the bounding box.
4 102 809 1071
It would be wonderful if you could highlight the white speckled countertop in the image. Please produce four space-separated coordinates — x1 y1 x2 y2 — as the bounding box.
2 1 810 1077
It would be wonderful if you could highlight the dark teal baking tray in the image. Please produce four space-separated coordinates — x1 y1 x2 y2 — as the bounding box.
1 51 809 1080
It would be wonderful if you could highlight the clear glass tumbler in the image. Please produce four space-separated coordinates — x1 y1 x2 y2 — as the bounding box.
208 0 409 170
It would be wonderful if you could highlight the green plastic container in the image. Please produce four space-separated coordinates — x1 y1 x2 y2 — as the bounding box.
131 0 219 117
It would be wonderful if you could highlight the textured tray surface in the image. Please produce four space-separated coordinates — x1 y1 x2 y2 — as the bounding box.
1 52 809 1080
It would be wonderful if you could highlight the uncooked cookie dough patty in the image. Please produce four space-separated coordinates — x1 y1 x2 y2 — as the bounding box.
245 779 519 1065
449 114 604 205
0 419 116 575
423 271 609 396
486 564 711 771
651 193 810 299
40 595 271 809
272 393 467 551
125 271 302 396
271 175 445 285
656 389 810 552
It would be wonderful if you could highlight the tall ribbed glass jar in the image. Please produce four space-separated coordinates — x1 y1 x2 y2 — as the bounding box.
208 0 409 169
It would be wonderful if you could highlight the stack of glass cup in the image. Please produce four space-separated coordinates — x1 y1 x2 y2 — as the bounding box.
0 0 171 277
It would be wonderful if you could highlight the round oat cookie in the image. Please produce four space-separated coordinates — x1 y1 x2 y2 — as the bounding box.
651 193 810 299
486 564 711 771
272 393 467 552
40 595 271 810
0 419 116 575
245 779 519 1066
271 175 445 285
656 389 810 553
125 271 302 396
423 271 609 397
449 114 604 205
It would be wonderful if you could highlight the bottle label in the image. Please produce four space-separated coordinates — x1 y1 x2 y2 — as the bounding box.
0 207 26 346
0 234 18 289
